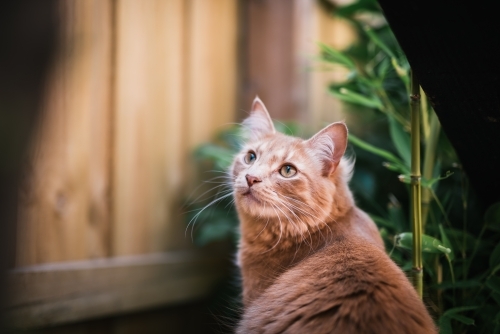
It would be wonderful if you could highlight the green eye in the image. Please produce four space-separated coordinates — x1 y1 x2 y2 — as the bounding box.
280 165 297 178
244 151 256 164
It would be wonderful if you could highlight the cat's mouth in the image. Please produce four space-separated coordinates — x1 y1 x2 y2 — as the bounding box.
242 189 260 203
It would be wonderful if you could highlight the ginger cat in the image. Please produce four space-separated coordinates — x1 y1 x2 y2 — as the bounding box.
231 97 436 333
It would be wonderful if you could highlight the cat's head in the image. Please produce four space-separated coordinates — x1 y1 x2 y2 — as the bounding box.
231 97 353 239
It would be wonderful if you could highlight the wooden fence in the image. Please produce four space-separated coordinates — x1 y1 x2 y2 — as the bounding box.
6 0 353 329
8 0 236 328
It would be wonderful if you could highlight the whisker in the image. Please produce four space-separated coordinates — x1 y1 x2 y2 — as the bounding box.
185 191 234 241
274 198 313 250
261 204 283 253
187 183 232 205
275 193 334 243
253 204 270 241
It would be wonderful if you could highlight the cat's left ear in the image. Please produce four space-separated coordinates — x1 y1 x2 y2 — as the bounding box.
242 96 276 141
306 122 348 176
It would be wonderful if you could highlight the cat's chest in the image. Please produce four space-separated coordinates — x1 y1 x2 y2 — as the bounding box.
239 239 327 275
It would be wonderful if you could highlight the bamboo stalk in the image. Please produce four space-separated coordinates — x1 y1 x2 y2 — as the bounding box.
410 70 423 298
420 87 430 141
421 110 441 228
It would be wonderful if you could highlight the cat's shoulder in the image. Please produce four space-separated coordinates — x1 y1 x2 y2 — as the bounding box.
238 240 437 333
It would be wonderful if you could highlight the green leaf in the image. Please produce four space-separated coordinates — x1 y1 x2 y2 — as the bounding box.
448 314 475 325
492 292 500 305
491 243 500 270
443 306 479 316
439 224 454 261
274 121 301 137
399 171 454 188
388 196 406 232
397 174 411 184
217 126 244 151
363 26 397 59
422 170 454 189
387 115 411 167
319 43 356 69
369 214 396 229
395 233 452 254
433 279 481 290
391 58 410 89
376 58 391 82
193 210 238 246
439 315 452 334
329 87 383 109
348 134 406 166
381 162 409 174
485 202 500 231
194 144 235 170
487 276 500 293
442 228 480 252
495 322 500 334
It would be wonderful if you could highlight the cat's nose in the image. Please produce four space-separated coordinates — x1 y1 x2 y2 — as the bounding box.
245 174 261 187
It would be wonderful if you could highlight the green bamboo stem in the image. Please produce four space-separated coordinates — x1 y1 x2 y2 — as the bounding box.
420 87 430 141
410 70 423 299
421 110 441 229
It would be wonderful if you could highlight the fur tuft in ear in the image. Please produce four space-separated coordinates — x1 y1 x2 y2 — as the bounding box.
242 96 276 141
306 122 348 176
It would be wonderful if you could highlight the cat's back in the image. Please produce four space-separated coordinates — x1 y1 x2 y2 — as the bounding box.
237 236 436 334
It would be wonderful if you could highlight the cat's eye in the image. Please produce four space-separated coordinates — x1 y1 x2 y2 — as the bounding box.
244 151 256 164
280 165 297 178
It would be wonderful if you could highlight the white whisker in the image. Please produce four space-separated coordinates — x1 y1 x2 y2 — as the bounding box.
185 191 234 241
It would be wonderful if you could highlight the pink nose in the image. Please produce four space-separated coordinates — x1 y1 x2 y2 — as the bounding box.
246 174 261 187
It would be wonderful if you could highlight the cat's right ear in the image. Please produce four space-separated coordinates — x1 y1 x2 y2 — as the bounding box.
242 96 276 141
306 122 348 177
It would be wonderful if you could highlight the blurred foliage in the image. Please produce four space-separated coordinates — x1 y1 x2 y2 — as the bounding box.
187 0 500 332
318 0 500 332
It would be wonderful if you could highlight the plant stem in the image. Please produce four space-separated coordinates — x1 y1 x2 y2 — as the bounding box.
435 256 443 314
376 87 410 129
420 87 430 141
421 110 441 229
410 70 423 299
465 224 487 275
461 169 469 283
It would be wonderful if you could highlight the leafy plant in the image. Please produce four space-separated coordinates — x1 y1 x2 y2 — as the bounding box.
319 0 500 332
187 1 500 332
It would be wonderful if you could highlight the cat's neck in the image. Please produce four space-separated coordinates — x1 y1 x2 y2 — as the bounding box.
238 205 357 306
237 173 357 305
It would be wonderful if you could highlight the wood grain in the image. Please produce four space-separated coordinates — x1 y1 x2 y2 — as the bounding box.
112 0 190 255
239 0 296 121
186 0 238 150
113 0 238 255
5 250 228 329
16 0 113 266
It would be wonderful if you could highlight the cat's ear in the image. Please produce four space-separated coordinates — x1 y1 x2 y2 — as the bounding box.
306 122 348 176
242 96 276 141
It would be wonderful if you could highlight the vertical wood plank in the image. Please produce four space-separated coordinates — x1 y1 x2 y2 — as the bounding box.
17 0 239 262
163 0 189 250
239 0 296 121
16 0 113 266
239 0 356 131
113 0 237 255
113 0 189 255
186 0 238 149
